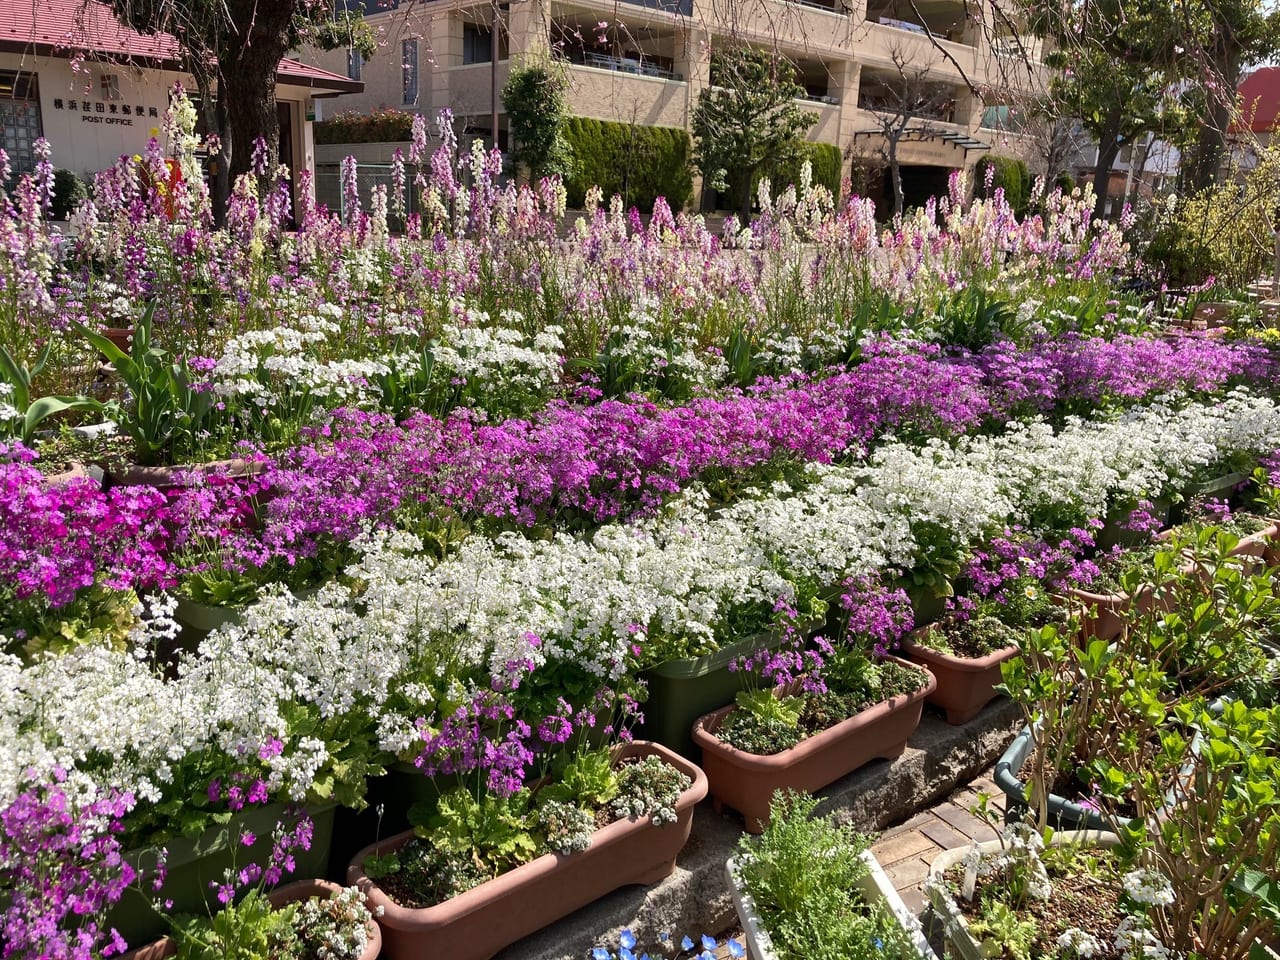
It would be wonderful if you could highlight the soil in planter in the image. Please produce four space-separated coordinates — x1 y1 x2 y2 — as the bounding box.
716 659 928 755
913 616 1024 659
943 852 1126 959
362 753 691 910
30 428 134 477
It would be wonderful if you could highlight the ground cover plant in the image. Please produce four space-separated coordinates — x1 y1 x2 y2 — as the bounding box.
1 92 1279 958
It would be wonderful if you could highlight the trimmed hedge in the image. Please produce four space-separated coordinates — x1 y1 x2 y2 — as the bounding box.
51 168 88 221
315 108 416 145
719 142 844 213
778 142 843 197
975 155 1032 217
562 117 694 213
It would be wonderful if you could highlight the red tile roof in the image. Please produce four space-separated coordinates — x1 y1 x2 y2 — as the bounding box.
1237 67 1280 134
0 0 362 94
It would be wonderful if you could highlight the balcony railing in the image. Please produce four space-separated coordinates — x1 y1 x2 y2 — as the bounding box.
798 93 840 105
858 98 956 123
791 0 848 13
573 52 684 81
878 16 928 34
618 0 694 16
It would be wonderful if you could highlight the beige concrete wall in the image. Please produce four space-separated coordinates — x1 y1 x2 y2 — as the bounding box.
856 24 977 82
804 100 841 145
564 66 691 129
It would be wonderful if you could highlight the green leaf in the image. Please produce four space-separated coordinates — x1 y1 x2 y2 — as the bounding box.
22 396 103 443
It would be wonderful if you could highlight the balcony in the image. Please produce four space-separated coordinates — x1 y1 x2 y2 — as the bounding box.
563 62 690 129
577 51 683 81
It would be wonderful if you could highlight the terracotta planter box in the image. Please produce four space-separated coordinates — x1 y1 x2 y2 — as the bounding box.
1229 519 1280 576
119 878 382 960
901 626 1019 725
1064 581 1175 642
109 457 267 491
638 619 822 759
690 657 935 833
347 741 707 960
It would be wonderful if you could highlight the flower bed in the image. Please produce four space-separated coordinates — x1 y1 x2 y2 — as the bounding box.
3 96 1280 957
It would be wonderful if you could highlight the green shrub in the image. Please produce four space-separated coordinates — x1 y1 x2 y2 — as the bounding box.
561 118 693 213
719 141 843 213
50 168 88 220
1135 144 1280 287
976 155 1032 217
315 108 416 145
503 62 572 180
1053 170 1075 194
776 142 843 197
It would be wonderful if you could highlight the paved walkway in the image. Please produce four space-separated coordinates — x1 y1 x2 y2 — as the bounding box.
870 772 1006 915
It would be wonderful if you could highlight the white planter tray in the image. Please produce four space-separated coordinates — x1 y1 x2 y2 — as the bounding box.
925 830 1118 960
726 850 939 960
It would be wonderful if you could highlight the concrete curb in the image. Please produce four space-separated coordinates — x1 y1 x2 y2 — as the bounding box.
496 698 1023 960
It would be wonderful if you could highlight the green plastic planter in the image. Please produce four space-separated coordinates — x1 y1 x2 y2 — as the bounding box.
106 800 337 946
904 583 948 627
638 632 788 759
1173 471 1251 523
174 596 244 634
1095 496 1172 552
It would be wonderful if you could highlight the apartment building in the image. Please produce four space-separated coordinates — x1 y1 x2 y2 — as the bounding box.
309 0 1044 208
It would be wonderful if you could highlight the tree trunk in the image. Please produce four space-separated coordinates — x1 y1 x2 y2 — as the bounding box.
1091 116 1123 223
1187 91 1233 193
211 86 231 224
739 168 753 222
890 144 904 217
219 0 296 192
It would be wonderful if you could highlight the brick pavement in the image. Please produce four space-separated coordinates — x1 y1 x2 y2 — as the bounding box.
870 772 1005 915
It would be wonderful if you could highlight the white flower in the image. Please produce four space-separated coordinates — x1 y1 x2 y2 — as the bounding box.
1114 915 1172 960
1122 867 1175 907
1058 927 1103 958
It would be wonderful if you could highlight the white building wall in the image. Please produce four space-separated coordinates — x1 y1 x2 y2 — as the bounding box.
1 52 178 177
1 51 330 182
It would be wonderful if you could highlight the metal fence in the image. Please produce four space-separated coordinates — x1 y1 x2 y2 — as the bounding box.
314 162 416 227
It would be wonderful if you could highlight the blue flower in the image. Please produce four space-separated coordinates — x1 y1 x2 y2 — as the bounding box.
728 939 746 958
658 932 671 943
620 950 635 960
591 950 611 960
681 936 695 951
620 931 638 950
701 935 717 951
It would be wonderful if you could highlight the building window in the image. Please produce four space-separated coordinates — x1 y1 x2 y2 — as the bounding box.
402 38 419 104
100 74 121 100
0 71 43 181
347 48 363 80
462 25 492 65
